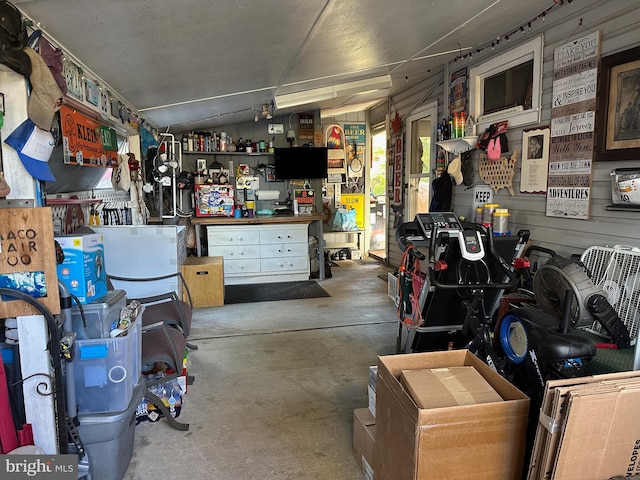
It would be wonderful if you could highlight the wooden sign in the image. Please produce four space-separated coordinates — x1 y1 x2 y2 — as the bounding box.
0 208 61 317
547 31 600 219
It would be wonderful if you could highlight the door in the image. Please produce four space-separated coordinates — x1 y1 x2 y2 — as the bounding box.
405 102 437 220
368 127 387 258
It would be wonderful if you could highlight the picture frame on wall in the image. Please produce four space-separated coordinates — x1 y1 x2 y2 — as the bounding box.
595 45 640 161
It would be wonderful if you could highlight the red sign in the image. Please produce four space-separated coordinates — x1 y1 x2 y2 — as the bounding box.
60 104 117 167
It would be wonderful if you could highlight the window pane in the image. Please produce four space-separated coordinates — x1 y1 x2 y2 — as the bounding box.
410 119 431 175
409 177 430 216
483 59 533 115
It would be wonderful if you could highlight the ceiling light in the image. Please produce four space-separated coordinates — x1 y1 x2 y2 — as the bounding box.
274 75 392 110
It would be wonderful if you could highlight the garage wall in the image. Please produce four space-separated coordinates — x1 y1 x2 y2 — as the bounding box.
383 0 640 269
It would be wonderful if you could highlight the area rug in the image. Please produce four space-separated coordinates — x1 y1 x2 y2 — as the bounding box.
224 281 331 304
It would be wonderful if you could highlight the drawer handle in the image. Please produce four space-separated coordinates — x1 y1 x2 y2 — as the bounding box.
278 249 283 253
287 235 292 239
277 235 282 239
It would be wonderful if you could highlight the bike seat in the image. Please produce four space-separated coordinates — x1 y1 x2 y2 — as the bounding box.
536 330 596 362
506 307 596 361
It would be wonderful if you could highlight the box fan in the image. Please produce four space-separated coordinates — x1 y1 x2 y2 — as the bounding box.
532 254 631 348
580 245 640 345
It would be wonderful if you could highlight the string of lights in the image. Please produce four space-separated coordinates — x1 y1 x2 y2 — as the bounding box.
453 0 572 63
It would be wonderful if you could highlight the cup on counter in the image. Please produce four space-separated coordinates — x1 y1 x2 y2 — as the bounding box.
234 208 242 218
245 201 255 218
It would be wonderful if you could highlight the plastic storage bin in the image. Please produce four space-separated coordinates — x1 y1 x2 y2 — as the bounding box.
73 320 140 414
75 380 144 480
71 289 127 339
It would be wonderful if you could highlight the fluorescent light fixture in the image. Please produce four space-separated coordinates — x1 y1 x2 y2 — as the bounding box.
275 75 392 109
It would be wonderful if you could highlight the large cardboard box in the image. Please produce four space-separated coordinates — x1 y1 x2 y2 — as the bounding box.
375 350 529 480
56 233 107 304
527 370 640 480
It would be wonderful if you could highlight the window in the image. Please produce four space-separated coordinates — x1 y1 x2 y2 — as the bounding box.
469 36 543 131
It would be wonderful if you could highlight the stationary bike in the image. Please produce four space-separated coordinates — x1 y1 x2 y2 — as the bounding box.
396 212 597 395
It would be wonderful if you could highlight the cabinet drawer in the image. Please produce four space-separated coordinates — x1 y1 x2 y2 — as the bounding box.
209 244 261 260
225 258 261 275
259 226 307 244
208 227 260 245
260 242 308 258
261 256 309 273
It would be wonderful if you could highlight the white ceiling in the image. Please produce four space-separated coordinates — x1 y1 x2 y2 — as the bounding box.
15 0 559 132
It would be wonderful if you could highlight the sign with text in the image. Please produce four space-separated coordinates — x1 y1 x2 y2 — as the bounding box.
0 208 60 317
60 104 118 168
344 123 366 144
472 185 493 212
340 194 365 229
298 112 314 143
546 31 600 219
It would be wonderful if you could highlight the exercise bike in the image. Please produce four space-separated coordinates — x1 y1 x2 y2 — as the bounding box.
396 212 597 394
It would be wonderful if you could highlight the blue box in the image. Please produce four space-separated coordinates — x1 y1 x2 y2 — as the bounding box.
56 233 108 304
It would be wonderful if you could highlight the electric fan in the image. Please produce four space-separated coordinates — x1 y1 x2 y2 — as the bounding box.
152 151 179 185
581 245 640 344
533 254 631 348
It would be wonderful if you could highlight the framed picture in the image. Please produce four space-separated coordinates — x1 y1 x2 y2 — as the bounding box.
85 79 99 106
595 45 640 161
521 127 550 193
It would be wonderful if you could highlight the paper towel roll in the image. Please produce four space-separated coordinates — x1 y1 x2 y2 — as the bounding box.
255 190 280 200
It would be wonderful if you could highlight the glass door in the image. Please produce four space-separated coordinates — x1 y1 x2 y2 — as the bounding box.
405 102 437 220
368 128 387 257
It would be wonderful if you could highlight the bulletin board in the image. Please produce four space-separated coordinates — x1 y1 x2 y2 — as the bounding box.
0 208 60 317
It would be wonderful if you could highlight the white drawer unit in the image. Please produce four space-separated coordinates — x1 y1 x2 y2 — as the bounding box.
207 224 309 284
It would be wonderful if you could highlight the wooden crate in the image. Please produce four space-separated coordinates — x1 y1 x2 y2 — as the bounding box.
181 256 224 307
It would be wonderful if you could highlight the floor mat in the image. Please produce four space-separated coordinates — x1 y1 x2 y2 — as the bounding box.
224 281 331 304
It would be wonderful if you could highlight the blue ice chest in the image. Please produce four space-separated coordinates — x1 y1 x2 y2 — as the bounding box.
55 233 108 305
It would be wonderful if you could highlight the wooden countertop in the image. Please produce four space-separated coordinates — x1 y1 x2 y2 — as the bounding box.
191 213 326 226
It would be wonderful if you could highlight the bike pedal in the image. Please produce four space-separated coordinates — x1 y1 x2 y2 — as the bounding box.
587 294 631 349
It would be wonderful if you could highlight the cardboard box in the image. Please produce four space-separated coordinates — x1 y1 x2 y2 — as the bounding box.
527 370 640 480
375 350 529 480
400 366 503 409
369 365 378 418
181 256 224 307
56 233 107 304
353 408 376 470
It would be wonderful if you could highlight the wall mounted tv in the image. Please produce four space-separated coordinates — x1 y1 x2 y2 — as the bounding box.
273 147 328 180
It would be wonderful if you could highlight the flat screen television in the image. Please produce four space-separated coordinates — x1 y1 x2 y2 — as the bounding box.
273 147 328 180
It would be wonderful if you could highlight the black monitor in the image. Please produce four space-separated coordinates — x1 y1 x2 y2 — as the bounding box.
273 147 328 180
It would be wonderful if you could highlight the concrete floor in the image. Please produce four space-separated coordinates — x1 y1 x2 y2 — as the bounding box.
123 259 397 480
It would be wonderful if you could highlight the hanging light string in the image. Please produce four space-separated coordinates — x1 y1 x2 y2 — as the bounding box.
453 0 570 62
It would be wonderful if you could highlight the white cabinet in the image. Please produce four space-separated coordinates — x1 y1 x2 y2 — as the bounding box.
207 224 309 284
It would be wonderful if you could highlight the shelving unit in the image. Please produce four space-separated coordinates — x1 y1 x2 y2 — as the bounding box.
436 137 477 155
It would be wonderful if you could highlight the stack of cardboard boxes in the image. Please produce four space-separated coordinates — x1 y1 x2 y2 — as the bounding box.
527 370 640 480
353 365 377 479
355 350 530 480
